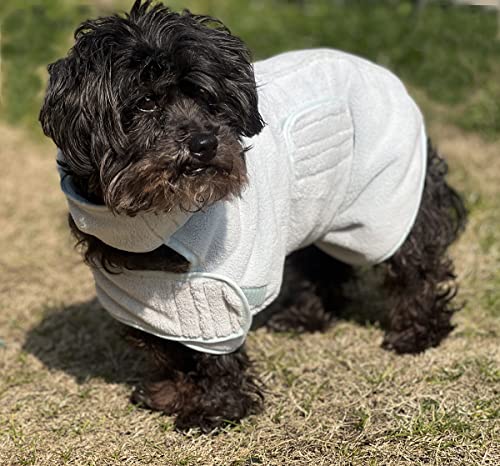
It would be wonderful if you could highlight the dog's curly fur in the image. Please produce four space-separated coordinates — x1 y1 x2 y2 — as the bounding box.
40 0 261 215
40 0 467 431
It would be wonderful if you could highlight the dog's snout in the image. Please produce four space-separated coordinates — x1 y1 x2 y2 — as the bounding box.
188 132 218 162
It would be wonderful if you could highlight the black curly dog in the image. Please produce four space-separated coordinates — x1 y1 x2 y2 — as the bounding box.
40 0 467 431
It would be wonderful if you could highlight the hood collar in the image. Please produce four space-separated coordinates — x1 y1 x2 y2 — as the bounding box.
58 152 192 253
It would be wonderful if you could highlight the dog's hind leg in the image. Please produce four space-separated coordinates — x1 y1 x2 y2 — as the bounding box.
259 245 354 333
381 142 467 354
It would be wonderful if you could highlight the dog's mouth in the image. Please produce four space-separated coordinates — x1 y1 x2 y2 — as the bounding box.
183 164 229 178
102 145 247 215
180 150 246 178
185 166 206 176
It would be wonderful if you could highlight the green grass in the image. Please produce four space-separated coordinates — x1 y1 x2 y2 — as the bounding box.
0 1 91 130
1 0 500 137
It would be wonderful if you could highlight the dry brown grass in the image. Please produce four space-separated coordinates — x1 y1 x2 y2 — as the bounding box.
0 115 499 465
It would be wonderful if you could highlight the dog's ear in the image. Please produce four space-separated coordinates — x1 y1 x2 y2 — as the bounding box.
188 14 265 138
40 57 93 177
39 49 126 180
216 33 266 138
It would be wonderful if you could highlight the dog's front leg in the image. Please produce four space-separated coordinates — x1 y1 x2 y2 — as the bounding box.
127 330 198 416
173 345 264 432
127 329 263 431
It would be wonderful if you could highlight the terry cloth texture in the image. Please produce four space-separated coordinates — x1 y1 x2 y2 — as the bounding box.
60 49 427 354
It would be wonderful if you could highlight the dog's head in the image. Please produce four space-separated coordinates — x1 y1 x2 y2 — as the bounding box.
40 0 264 215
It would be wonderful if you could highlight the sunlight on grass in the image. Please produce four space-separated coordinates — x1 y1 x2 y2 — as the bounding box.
1 0 500 137
0 1 92 131
0 2 498 465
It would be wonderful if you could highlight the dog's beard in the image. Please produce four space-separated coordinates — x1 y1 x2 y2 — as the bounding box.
102 126 248 215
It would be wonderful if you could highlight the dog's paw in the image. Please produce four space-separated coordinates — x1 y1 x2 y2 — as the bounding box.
174 389 262 433
382 331 414 354
131 380 183 415
382 325 452 354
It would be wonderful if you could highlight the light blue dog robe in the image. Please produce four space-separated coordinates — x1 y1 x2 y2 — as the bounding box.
60 49 427 354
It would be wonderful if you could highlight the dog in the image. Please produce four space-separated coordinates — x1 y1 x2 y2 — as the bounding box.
40 0 467 431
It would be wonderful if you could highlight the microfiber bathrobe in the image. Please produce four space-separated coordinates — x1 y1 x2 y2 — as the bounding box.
60 49 427 354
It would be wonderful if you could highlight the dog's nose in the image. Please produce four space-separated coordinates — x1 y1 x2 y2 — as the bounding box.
188 132 218 162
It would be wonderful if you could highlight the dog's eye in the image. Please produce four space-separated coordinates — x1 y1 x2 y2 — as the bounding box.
138 96 157 112
181 80 199 97
181 81 212 102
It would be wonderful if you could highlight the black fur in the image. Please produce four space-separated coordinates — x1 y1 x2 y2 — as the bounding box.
40 0 262 214
381 142 467 353
39 0 467 431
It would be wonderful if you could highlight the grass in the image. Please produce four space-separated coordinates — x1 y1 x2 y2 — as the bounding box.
0 1 91 130
0 0 499 465
2 0 500 137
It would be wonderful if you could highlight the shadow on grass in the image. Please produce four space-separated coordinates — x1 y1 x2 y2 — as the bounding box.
22 298 148 385
22 270 388 385
341 271 389 329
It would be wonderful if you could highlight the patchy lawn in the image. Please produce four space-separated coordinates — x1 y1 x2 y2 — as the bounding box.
0 107 499 466
0 1 499 465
